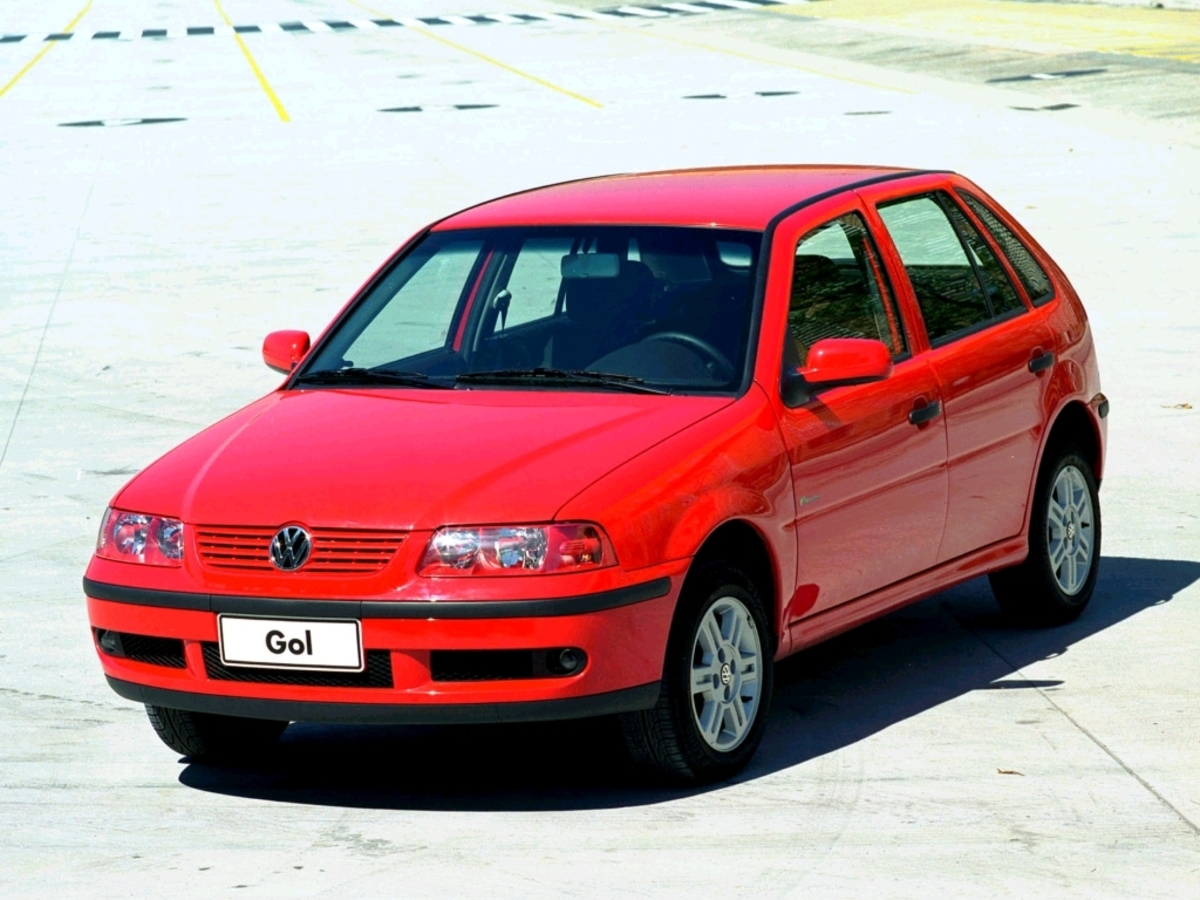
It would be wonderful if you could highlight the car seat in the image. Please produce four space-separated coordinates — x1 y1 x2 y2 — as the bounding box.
551 259 655 370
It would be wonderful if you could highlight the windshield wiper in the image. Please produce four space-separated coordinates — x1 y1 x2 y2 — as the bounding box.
455 368 669 395
293 367 449 388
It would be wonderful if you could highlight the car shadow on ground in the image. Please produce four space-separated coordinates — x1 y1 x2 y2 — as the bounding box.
179 555 1199 811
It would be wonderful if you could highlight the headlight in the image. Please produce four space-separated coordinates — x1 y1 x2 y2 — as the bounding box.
96 507 184 567
419 523 616 576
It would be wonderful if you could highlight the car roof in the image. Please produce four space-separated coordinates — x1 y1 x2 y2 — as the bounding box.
434 165 921 232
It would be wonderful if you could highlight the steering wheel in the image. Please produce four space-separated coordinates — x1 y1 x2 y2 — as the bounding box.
641 331 736 382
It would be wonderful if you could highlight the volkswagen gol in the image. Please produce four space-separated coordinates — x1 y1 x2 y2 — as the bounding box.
85 166 1106 782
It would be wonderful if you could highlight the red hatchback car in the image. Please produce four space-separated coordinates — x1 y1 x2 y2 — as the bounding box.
86 166 1106 782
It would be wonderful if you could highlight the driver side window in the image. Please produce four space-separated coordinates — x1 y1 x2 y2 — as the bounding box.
787 213 907 367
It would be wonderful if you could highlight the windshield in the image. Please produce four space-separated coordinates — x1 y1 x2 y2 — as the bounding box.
300 226 762 393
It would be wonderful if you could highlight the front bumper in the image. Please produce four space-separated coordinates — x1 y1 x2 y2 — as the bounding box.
85 573 680 723
105 676 660 724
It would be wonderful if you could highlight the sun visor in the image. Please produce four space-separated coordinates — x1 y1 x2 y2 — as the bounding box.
561 253 620 279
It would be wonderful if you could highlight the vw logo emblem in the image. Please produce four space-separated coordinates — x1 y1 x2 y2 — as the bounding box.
270 525 312 571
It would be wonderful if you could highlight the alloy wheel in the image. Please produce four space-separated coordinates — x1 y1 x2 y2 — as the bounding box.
1046 464 1095 596
689 596 763 752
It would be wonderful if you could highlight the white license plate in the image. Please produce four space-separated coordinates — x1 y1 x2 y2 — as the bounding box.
218 615 364 672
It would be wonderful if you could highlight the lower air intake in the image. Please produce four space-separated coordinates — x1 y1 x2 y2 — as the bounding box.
96 630 186 669
201 644 393 688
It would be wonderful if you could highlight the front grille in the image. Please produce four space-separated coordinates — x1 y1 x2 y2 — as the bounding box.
201 644 393 688
97 630 186 668
195 526 406 574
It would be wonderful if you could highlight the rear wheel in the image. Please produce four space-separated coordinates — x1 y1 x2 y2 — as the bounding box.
989 446 1101 625
145 705 288 761
620 563 773 783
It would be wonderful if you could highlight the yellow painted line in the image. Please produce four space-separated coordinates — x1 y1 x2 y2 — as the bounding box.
212 0 291 121
0 0 93 100
345 0 603 107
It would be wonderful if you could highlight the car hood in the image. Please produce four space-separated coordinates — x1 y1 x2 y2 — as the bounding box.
116 387 731 530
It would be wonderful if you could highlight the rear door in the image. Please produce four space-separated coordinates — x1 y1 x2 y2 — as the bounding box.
769 196 948 619
864 184 1056 562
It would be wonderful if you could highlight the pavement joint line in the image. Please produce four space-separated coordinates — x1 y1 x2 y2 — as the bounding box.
0 180 93 477
953 608 1200 838
345 0 604 107
212 0 290 122
0 686 137 711
0 0 792 44
0 0 92 100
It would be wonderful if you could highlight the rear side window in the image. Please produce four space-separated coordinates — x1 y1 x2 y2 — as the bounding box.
958 191 1055 306
877 195 993 344
788 212 907 361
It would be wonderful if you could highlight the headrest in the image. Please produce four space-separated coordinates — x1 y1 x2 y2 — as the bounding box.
792 254 840 283
791 255 845 305
564 259 655 329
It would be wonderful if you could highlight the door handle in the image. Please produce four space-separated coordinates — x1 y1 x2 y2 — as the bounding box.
1028 351 1055 373
908 400 942 426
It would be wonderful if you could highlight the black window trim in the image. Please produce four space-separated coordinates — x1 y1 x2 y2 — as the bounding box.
955 189 1057 308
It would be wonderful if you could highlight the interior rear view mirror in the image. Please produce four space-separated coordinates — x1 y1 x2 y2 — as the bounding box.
561 253 620 279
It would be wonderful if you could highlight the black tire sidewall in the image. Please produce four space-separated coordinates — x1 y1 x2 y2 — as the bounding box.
664 564 774 779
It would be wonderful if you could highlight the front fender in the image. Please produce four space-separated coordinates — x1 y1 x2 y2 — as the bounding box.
555 385 796 616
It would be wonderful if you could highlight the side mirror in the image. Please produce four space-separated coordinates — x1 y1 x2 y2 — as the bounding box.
781 338 893 406
262 330 311 374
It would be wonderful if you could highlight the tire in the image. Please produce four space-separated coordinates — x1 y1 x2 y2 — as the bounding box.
619 562 774 783
145 705 288 761
989 446 1101 626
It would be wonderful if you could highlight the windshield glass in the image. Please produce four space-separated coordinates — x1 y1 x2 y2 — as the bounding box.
300 226 762 393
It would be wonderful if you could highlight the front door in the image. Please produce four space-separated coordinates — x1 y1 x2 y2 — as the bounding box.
773 204 949 620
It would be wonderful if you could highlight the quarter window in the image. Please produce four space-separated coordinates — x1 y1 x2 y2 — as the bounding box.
788 213 907 363
958 191 1055 306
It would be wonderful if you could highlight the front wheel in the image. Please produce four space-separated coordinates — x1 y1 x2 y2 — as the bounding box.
990 446 1101 625
620 563 773 783
145 705 288 761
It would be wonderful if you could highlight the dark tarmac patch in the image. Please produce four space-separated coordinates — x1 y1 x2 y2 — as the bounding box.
683 91 801 100
989 67 1107 84
59 117 187 127
1010 103 1080 112
379 104 499 112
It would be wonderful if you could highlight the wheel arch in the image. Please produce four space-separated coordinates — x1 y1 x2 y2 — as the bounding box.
685 519 781 653
1014 397 1104 549
1042 399 1103 482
